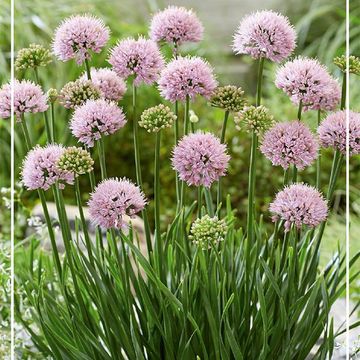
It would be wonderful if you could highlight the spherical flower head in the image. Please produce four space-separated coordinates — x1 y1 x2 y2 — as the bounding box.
88 177 146 230
270 183 328 232
47 88 58 103
139 104 176 133
189 215 227 250
308 78 341 111
70 99 127 147
172 131 230 187
0 80 48 120
57 146 94 176
53 15 110 65
150 6 203 46
80 68 127 101
334 55 360 75
234 105 274 135
210 85 246 112
260 121 318 170
108 37 164 86
158 56 217 102
21 144 74 191
15 44 52 70
59 79 101 109
318 110 360 156
275 57 339 111
232 10 296 62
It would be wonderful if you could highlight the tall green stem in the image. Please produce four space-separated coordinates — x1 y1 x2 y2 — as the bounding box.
291 165 298 183
75 177 94 265
174 101 180 205
316 110 322 189
256 58 265 107
20 115 31 150
50 103 55 142
132 82 152 253
198 186 202 218
297 100 303 121
97 137 107 180
184 95 190 135
85 59 92 80
341 72 346 110
154 131 162 274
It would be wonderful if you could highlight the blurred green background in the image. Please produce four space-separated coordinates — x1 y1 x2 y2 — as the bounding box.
0 0 359 253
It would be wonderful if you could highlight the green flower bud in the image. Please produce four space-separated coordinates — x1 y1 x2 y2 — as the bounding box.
57 147 94 176
234 105 274 135
139 104 176 133
334 55 360 75
210 85 247 112
189 110 199 123
15 44 52 70
189 215 227 250
47 88 58 103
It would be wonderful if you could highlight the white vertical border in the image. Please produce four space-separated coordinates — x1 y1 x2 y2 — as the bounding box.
345 0 350 357
10 0 15 356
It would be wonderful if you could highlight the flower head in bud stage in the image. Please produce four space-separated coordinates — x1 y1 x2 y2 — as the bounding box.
210 85 246 112
0 80 48 120
234 105 274 135
260 121 318 170
189 215 227 249
53 15 110 65
59 79 101 109
270 183 328 232
318 110 360 156
189 110 199 123
57 147 94 176
149 6 203 46
334 55 360 75
22 144 74 191
15 44 52 70
47 88 58 103
70 99 127 147
108 37 165 86
139 104 176 133
80 68 127 101
158 56 217 102
88 178 146 230
172 131 230 187
275 57 340 111
232 10 296 62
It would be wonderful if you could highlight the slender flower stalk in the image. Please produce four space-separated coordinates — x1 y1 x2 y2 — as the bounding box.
316 110 322 189
97 137 107 179
85 58 92 80
174 101 180 203
340 72 346 110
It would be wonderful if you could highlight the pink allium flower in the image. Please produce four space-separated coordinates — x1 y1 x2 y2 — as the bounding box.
0 80 48 120
108 37 164 86
260 121 318 170
275 57 339 111
53 15 110 65
318 110 360 156
88 178 146 230
158 56 217 102
232 10 296 62
22 144 74 191
172 132 230 187
80 68 127 101
70 99 127 147
270 183 328 232
150 6 203 46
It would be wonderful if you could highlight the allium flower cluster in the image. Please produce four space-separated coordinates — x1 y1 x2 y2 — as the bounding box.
0 80 48 120
139 104 176 132
234 105 274 135
260 121 318 170
189 215 227 250
150 6 203 46
334 55 360 75
22 144 74 191
57 147 94 176
232 10 296 62
80 68 127 101
108 37 164 86
210 85 246 112
275 57 340 111
59 79 101 109
70 99 127 147
53 15 110 65
47 88 58 103
318 110 360 156
172 132 230 187
88 178 146 229
159 56 217 102
15 44 52 70
270 183 328 232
